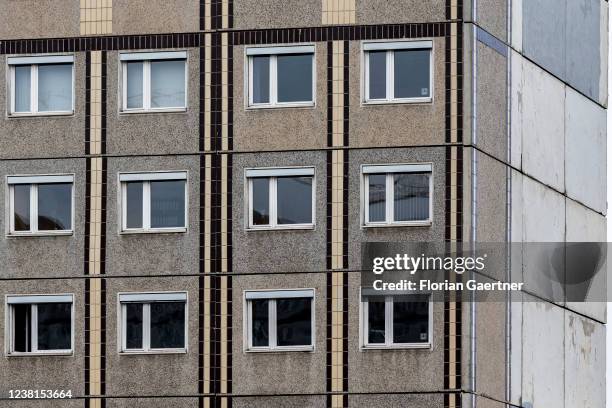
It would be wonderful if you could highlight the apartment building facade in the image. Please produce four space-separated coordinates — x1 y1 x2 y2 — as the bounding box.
0 1 606 407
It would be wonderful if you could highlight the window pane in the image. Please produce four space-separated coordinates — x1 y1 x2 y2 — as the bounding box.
150 180 185 228
13 184 31 231
151 60 186 108
277 54 313 103
251 300 269 347
13 304 31 352
38 64 72 111
150 302 185 349
251 56 270 104
394 49 431 99
277 176 312 225
37 303 71 350
125 182 143 229
394 173 430 222
368 51 386 99
251 178 269 225
367 298 386 344
276 298 312 347
14 65 31 112
126 61 144 109
393 297 429 344
38 183 72 231
125 303 143 349
367 174 386 223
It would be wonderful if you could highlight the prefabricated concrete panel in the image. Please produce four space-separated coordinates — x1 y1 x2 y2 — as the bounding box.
521 178 565 302
231 151 328 275
475 150 507 242
104 155 200 277
232 273 327 396
477 0 508 42
510 51 523 170
0 158 86 279
520 59 565 192
564 312 605 408
565 198 606 322
112 0 199 34
565 88 606 214
0 54 87 160
521 299 565 408
565 0 603 102
355 0 446 24
522 0 566 79
476 41 508 164
233 0 321 30
0 0 79 39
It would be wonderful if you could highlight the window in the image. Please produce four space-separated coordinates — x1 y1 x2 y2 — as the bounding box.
362 164 432 226
118 292 187 353
246 167 315 229
6 294 74 355
120 52 187 112
247 45 315 107
119 172 187 233
7 175 74 235
361 293 431 349
8 55 74 115
363 41 432 103
245 289 314 352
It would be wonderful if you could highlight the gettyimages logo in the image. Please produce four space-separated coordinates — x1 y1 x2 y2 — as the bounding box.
361 242 608 302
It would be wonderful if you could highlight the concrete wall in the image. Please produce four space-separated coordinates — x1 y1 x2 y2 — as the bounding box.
112 0 199 35
0 0 80 39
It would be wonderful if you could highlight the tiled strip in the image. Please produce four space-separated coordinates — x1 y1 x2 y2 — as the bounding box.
445 0 464 404
85 50 107 408
327 40 349 408
80 0 112 35
322 0 355 25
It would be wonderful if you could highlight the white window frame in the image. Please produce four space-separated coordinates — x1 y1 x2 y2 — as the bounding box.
7 55 75 116
245 167 315 230
120 51 188 113
117 292 188 355
362 40 433 104
5 294 75 356
244 289 315 352
6 174 75 236
360 292 432 350
361 163 433 227
246 45 316 109
119 171 188 234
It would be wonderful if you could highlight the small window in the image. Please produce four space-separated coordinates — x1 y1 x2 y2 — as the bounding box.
362 164 432 226
363 41 432 103
7 175 74 235
361 293 431 349
245 289 314 352
119 292 187 353
119 172 187 233
247 45 315 107
6 294 74 355
8 55 74 115
246 167 315 229
120 52 187 112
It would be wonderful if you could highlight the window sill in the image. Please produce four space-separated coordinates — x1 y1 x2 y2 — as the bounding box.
362 222 432 228
245 346 314 353
6 351 73 357
362 98 432 106
120 108 187 115
361 343 431 351
246 102 315 110
246 224 315 232
6 231 74 238
8 111 75 118
119 349 187 355
120 228 187 235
